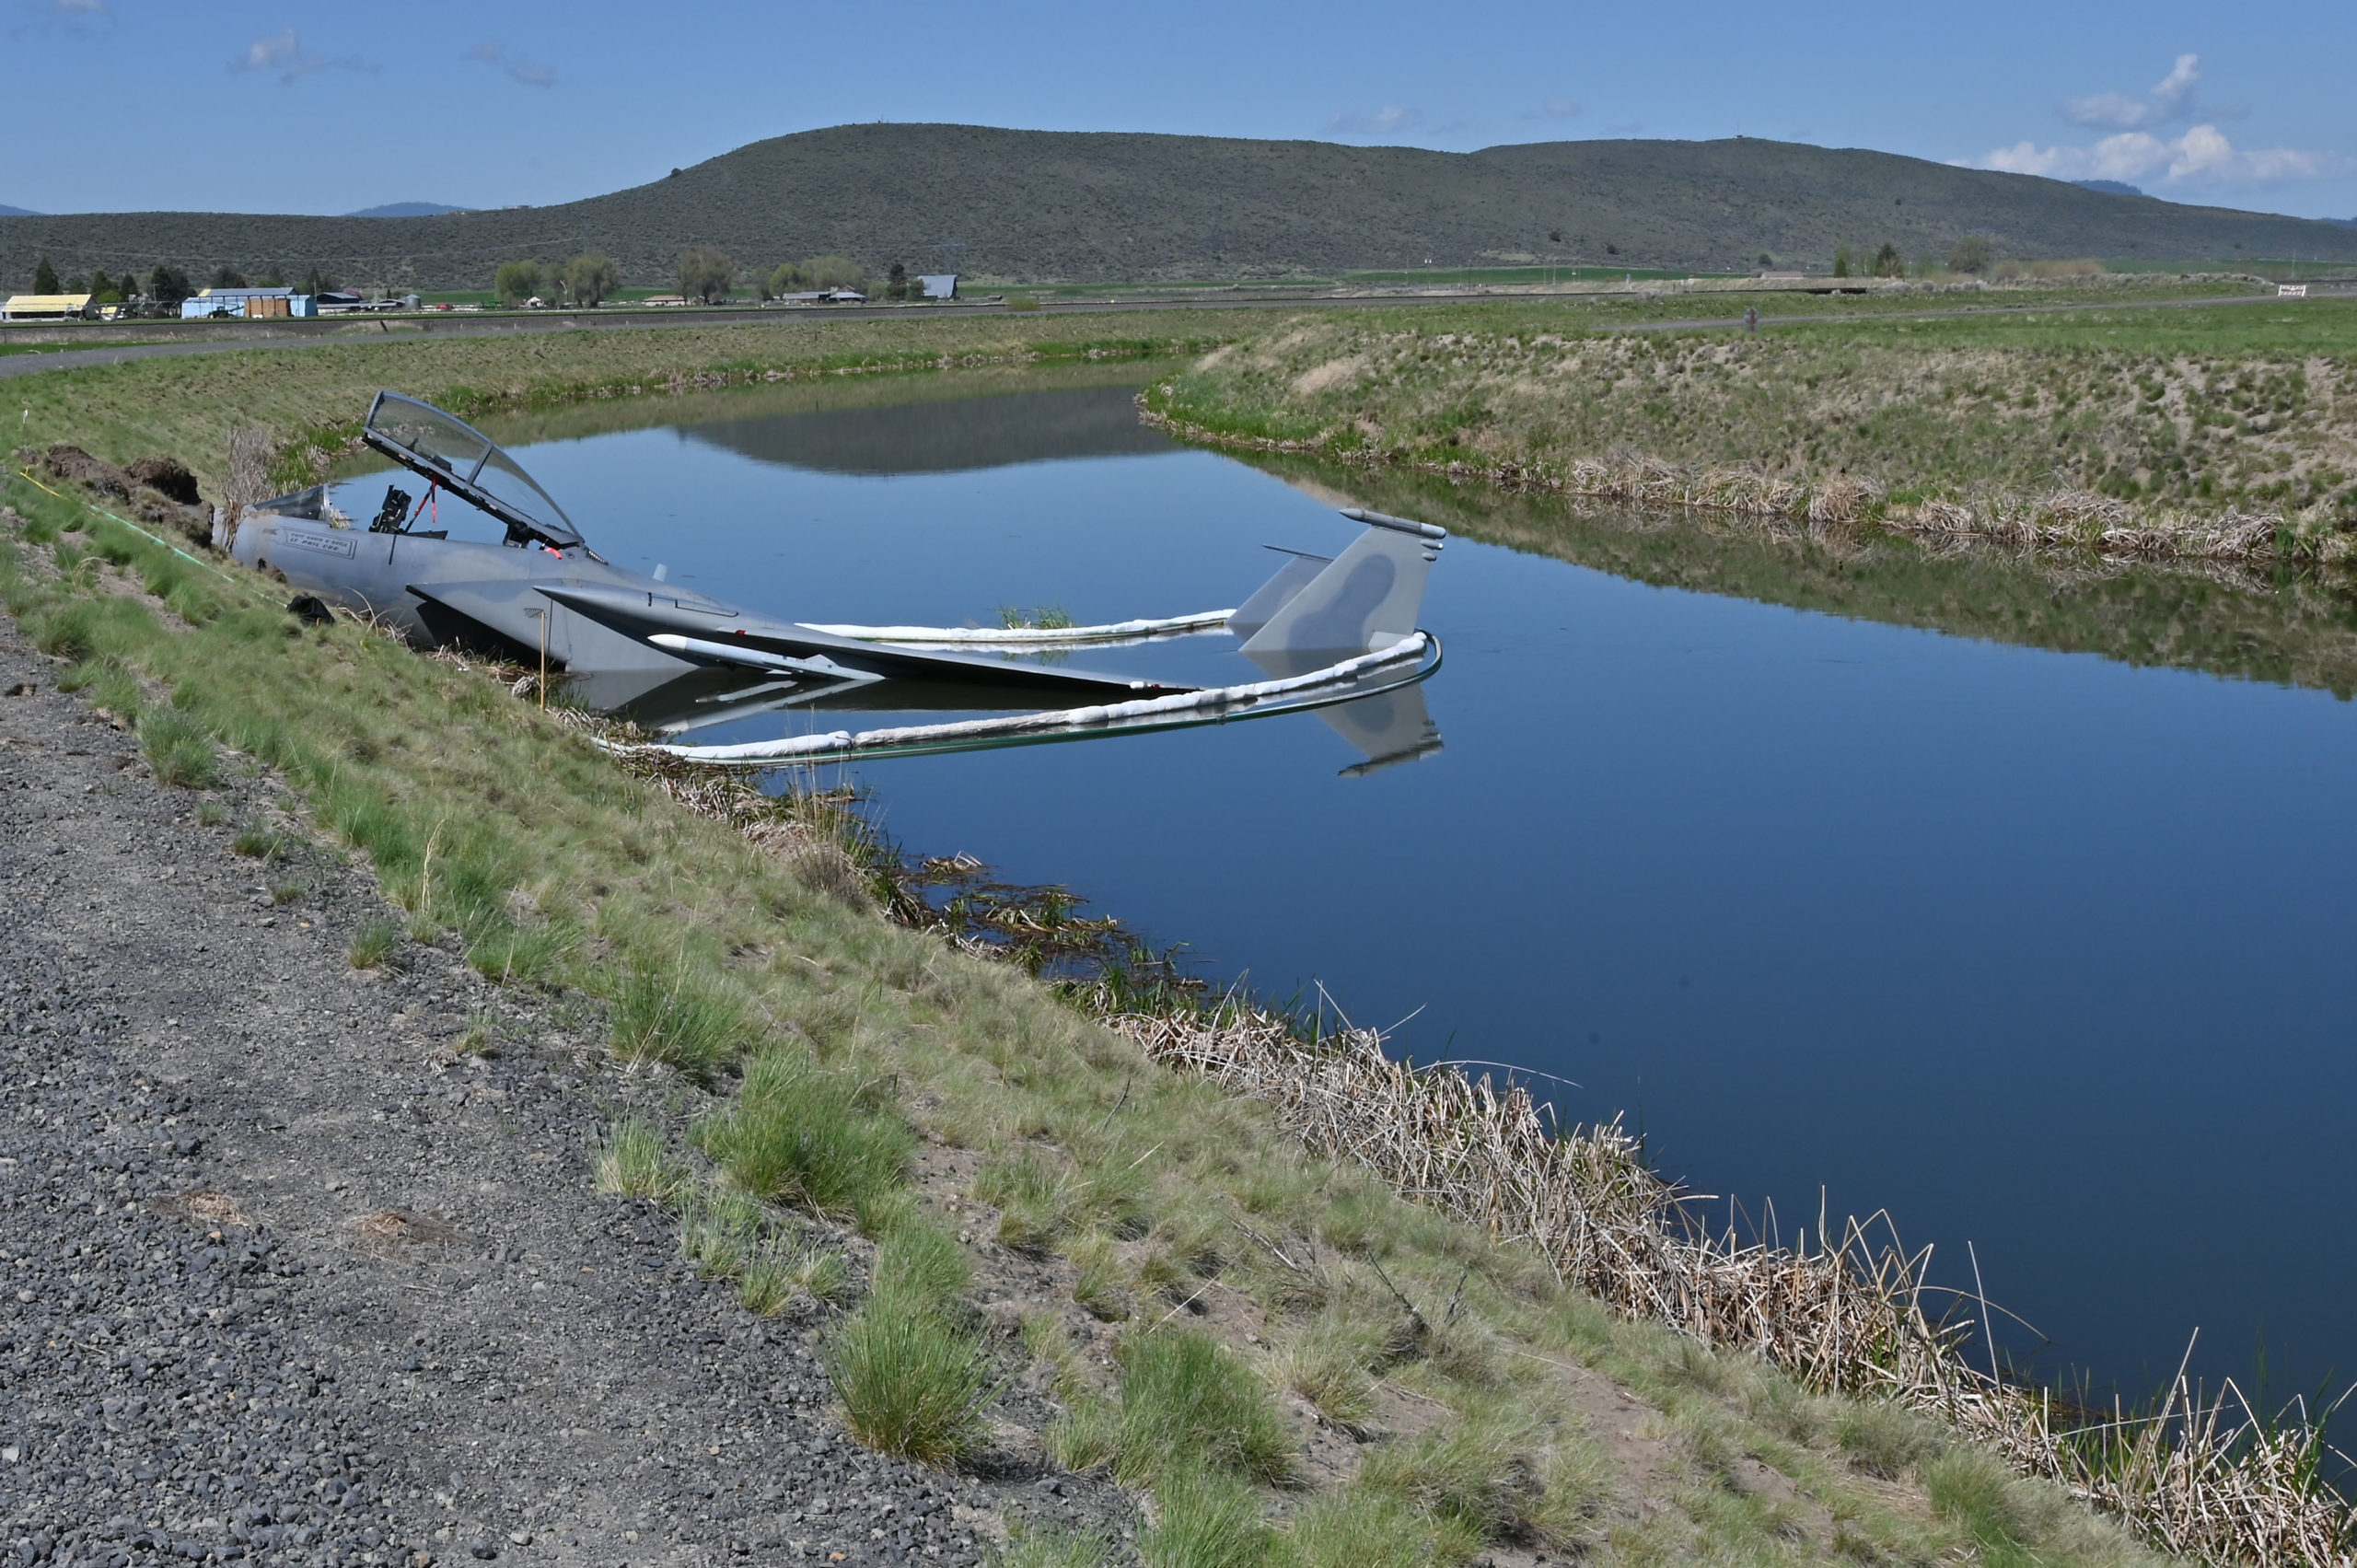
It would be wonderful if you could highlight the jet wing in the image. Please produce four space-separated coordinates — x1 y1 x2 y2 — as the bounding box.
537 584 1189 698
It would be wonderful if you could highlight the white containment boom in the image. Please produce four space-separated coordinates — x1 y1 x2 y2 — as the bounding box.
1237 508 1446 672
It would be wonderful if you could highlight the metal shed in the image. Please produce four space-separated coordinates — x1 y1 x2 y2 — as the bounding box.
2 293 94 320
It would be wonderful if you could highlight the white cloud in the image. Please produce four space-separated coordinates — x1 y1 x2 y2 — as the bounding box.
234 27 299 73
1539 97 1579 119
469 41 556 88
1980 123 2346 188
1328 104 1414 135
53 0 104 11
2065 52 2201 129
229 26 373 83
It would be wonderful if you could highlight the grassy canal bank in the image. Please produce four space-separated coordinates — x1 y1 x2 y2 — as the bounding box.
6 304 2351 1565
1139 289 2357 568
1249 449 2357 700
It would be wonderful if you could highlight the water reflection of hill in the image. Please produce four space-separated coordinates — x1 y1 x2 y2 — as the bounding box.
331 364 1178 486
1252 455 2357 700
679 384 1172 476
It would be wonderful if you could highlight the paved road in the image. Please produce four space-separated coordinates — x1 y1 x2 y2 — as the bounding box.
2 285 2343 384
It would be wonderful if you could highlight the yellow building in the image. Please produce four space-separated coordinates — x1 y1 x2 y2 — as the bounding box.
1 293 95 320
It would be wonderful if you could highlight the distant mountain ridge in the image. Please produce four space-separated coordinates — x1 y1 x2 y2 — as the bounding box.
2072 180 2145 197
343 202 469 219
7 124 2356 291
0 203 42 218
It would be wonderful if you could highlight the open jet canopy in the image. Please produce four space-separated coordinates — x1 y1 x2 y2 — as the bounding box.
361 391 583 550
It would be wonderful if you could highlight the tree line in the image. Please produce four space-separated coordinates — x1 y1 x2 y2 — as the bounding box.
484 250 939 308
490 253 622 308
1830 237 2006 279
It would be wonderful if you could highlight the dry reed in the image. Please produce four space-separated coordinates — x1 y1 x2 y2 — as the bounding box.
1099 1009 2354 1567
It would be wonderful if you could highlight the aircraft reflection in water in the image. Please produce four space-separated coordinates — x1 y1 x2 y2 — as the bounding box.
233 392 1446 774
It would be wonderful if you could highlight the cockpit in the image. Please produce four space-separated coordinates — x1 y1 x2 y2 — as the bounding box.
359 391 585 551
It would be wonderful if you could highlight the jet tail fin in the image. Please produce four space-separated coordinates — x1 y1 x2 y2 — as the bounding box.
1237 508 1446 671
1227 547 1331 641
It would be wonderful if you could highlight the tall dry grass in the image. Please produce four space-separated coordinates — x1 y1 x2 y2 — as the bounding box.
1104 1008 2354 1567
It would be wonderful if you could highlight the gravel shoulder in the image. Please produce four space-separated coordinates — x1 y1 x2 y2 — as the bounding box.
0 618 1119 1568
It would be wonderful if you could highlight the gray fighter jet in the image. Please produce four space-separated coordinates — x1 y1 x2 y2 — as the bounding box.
234 392 1445 758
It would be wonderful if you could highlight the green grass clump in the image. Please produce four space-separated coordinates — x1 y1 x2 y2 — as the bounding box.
347 916 405 970
138 706 215 787
455 1005 503 1057
592 1116 684 1201
231 820 285 860
1355 1411 1544 1540
738 1244 797 1316
976 1138 1149 1257
695 1043 913 1215
823 1272 997 1467
1526 1439 1613 1545
609 955 751 1075
1138 1464 1268 1568
679 1186 763 1279
1836 1397 1944 1480
27 599 101 660
1063 1328 1294 1489
975 1144 1078 1254
1924 1446 2050 1564
821 1201 998 1466
465 916 578 986
1265 1309 1385 1434
1277 1489 1474 1568
58 657 142 723
790 1244 854 1305
1065 1234 1133 1323
873 1214 972 1303
741 1239 853 1315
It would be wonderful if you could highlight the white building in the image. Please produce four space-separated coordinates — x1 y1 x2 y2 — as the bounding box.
180 287 318 319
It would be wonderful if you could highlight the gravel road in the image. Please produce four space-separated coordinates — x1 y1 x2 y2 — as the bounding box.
0 613 1122 1568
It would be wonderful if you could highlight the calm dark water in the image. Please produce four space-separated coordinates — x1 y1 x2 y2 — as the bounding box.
345 376 2357 1408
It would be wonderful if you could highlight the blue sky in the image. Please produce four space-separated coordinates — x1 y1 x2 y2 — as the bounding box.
5 0 2352 220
